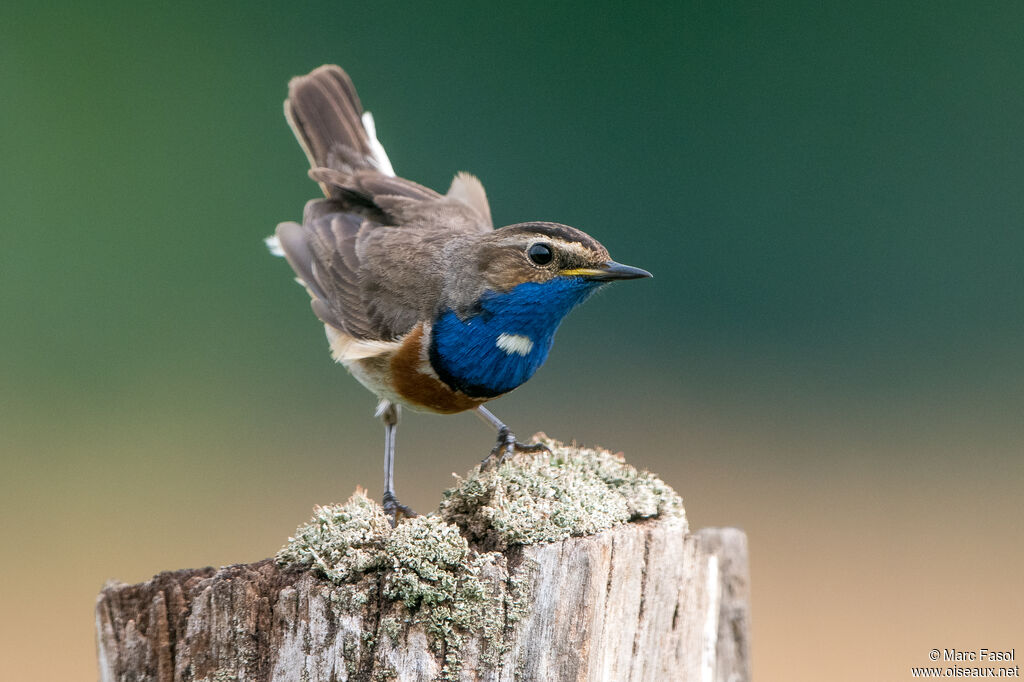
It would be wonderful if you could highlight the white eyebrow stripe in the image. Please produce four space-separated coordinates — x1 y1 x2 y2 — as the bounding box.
493 236 594 261
496 333 534 356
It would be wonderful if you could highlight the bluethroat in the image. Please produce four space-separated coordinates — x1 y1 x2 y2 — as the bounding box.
267 65 651 520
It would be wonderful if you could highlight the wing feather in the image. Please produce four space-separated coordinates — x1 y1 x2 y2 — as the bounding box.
275 211 379 342
271 65 498 360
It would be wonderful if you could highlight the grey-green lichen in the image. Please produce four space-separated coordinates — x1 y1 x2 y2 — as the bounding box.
381 515 509 678
382 515 472 609
276 491 510 679
275 438 683 679
275 487 392 582
439 436 686 550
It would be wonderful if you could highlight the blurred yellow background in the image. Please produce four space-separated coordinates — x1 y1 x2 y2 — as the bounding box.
2 2 1021 680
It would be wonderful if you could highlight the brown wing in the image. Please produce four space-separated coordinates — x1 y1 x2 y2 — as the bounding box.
275 204 378 341
276 204 466 344
273 65 494 351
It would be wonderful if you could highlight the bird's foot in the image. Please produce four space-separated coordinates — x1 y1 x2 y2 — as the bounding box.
382 490 417 526
480 427 551 471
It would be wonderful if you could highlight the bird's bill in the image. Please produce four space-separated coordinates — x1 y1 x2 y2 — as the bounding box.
560 261 653 281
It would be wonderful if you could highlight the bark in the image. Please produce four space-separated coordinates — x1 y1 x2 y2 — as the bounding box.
96 522 749 682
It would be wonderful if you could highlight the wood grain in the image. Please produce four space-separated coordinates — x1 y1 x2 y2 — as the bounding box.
96 521 749 681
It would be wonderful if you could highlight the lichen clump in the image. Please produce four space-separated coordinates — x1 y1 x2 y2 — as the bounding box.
275 438 685 678
439 436 686 550
276 491 507 679
383 515 474 609
275 488 392 582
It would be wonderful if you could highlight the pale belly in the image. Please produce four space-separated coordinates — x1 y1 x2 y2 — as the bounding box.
336 323 491 414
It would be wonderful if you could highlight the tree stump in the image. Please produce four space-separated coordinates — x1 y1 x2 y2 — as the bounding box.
96 440 751 681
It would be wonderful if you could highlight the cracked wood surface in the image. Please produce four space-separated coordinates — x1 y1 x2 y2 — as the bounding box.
96 522 749 682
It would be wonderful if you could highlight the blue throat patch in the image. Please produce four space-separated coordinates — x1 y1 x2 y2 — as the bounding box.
429 277 604 398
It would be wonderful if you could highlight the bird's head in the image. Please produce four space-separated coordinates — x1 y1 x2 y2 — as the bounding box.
438 221 650 322
430 221 651 396
472 221 651 293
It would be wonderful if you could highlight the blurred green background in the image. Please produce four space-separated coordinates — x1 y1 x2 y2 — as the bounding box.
2 2 1022 680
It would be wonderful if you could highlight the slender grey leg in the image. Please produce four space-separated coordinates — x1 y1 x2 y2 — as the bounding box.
475 405 550 470
475 404 507 432
377 400 415 523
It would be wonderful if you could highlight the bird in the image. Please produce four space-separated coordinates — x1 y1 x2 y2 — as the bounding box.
267 65 651 520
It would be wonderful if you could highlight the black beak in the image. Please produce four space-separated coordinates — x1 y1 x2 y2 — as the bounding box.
562 261 653 281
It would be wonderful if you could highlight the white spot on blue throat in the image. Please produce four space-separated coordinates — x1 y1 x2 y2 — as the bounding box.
429 276 604 398
496 333 534 356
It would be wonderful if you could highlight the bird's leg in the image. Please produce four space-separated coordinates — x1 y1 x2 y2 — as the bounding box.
376 400 416 524
475 405 550 470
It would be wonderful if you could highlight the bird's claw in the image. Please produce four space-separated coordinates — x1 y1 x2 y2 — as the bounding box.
480 427 551 471
382 491 417 526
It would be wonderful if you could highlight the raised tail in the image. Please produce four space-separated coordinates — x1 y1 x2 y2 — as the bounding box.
285 65 394 192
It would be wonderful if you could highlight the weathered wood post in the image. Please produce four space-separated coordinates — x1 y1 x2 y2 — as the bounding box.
96 439 750 681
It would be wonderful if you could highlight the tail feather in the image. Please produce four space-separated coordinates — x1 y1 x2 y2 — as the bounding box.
285 65 395 194
361 111 395 176
285 65 368 169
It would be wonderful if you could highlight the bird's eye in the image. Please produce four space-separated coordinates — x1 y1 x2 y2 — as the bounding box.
527 243 553 266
